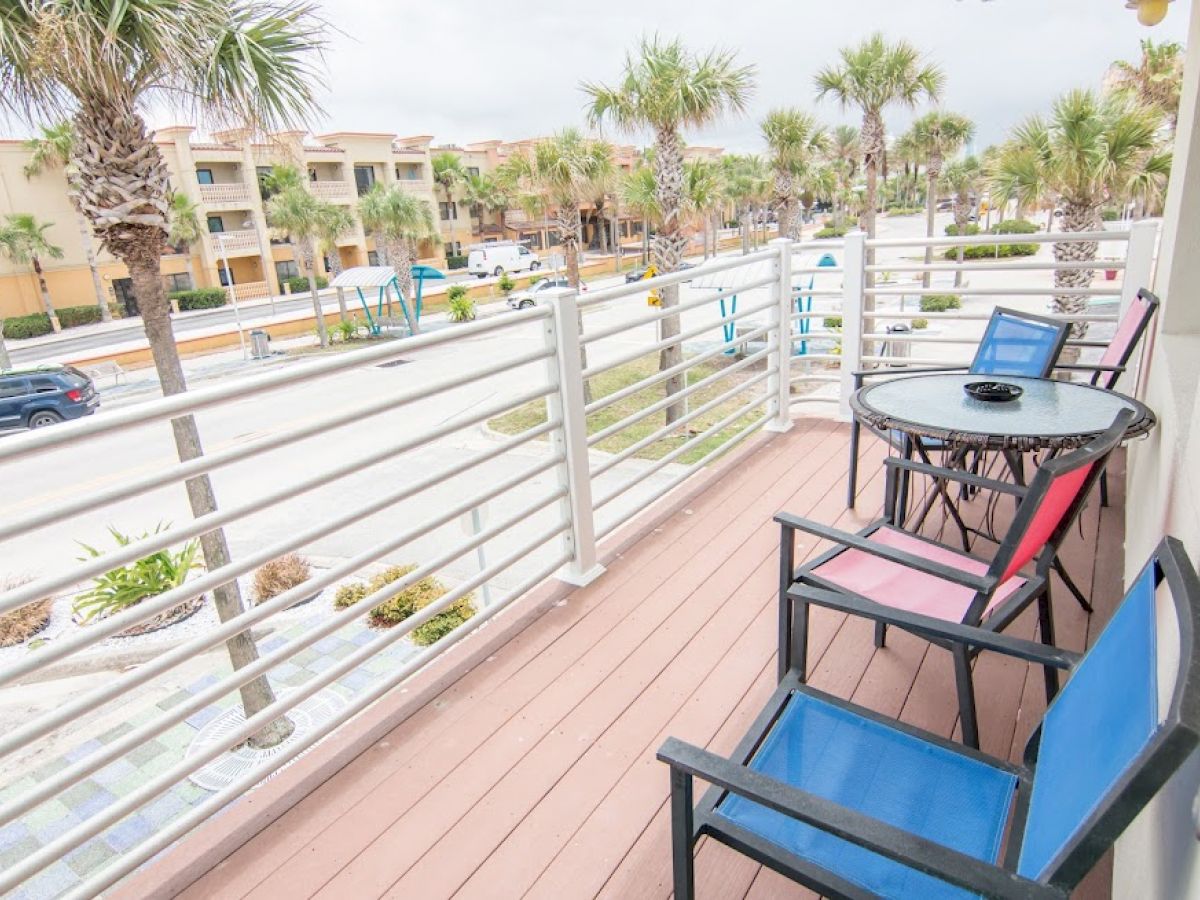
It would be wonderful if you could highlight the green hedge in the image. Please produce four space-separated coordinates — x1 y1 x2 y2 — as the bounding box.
815 225 849 239
446 254 468 270
944 223 981 237
169 288 228 310
57 305 102 328
2 313 52 339
920 294 962 313
990 219 1038 235
1101 209 1121 222
285 275 328 293
944 243 1038 260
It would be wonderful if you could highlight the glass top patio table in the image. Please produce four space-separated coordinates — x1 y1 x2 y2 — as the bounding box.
851 373 1155 452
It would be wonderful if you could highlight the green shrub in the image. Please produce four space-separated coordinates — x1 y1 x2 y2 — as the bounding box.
1101 209 1121 222
447 293 476 323
446 254 468 269
886 205 923 216
990 219 1039 235
73 525 199 623
911 317 929 330
447 284 469 301
2 313 52 339
57 305 102 328
815 225 849 239
285 274 328 294
822 315 843 329
920 294 962 313
944 223 981 237
333 564 476 643
497 272 515 294
943 243 1037 260
169 288 227 310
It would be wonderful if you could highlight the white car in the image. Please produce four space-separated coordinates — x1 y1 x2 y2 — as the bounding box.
507 277 587 310
467 243 541 278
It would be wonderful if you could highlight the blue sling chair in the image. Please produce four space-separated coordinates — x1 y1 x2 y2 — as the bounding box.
658 537 1200 899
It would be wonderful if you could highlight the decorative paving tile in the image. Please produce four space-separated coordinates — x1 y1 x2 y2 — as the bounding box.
124 739 168 768
64 837 115 878
102 813 154 853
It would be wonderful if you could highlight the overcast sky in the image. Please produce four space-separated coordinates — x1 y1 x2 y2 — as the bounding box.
295 0 1190 155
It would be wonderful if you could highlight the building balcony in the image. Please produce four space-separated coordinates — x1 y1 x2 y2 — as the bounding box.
197 182 254 208
207 229 260 257
307 180 356 203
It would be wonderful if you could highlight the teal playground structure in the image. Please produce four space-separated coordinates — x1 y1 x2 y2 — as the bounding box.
329 265 446 335
793 253 838 356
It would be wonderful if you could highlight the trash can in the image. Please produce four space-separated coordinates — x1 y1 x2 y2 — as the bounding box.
250 329 271 359
884 323 911 366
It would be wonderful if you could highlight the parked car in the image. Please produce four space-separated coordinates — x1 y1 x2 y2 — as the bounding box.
467 243 541 278
624 261 695 284
507 277 588 310
0 365 99 431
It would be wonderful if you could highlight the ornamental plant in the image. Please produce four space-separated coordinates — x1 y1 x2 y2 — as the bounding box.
73 525 199 623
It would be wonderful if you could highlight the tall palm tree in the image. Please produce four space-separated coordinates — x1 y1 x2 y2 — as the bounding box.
266 183 336 348
0 214 64 332
684 158 721 258
358 184 437 334
908 111 974 286
824 126 861 228
940 156 984 286
460 171 507 240
167 192 203 295
22 122 110 321
1109 38 1185 132
431 152 467 260
815 33 943 296
315 204 356 321
0 1 326 748
989 90 1167 345
761 109 827 241
496 130 614 290
621 163 659 264
720 154 769 254
585 37 754 424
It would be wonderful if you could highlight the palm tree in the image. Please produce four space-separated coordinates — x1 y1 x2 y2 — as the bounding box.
358 184 437 334
824 126 861 228
1109 38 1185 132
720 154 769 254
496 130 614 290
0 215 64 332
989 90 1167 345
815 33 943 296
940 156 984 287
761 109 827 241
908 111 974 286
22 122 110 321
266 183 337 348
460 171 507 240
167 192 203 296
315 204 356 322
621 163 659 264
431 152 467 260
0 1 326 749
684 159 721 258
585 37 754 424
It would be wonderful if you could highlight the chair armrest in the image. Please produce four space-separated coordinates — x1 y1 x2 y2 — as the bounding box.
1054 363 1126 374
883 457 1028 497
657 737 1065 900
792 586 1081 671
775 513 996 593
853 365 968 380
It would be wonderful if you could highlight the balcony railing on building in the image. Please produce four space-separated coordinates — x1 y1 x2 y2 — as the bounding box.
0 218 1159 898
306 180 355 203
197 182 253 207
207 230 260 257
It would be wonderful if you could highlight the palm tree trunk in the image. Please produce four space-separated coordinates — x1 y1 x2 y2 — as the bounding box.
390 238 420 336
861 112 883 307
31 257 61 332
610 202 621 272
326 249 349 323
923 165 939 290
298 238 328 347
642 218 649 263
75 211 110 322
652 126 689 425
557 204 592 404
1053 202 1099 358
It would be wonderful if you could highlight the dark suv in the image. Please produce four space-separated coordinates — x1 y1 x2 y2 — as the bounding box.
0 365 99 430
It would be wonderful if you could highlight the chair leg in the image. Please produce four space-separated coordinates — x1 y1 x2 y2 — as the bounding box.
1052 556 1093 614
847 417 861 509
1099 470 1109 508
778 528 795 682
790 594 811 683
953 645 980 749
669 767 696 900
874 621 887 648
1037 586 1062 702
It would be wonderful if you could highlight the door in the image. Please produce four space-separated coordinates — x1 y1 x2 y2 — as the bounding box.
112 278 138 317
354 165 376 196
0 378 30 429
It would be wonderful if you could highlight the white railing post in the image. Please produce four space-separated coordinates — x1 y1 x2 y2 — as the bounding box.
838 230 867 422
1120 219 1159 318
764 237 794 433
540 288 605 587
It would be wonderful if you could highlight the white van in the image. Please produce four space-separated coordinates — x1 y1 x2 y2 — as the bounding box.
467 242 541 278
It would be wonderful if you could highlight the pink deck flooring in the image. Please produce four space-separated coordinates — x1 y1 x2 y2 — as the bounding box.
161 415 1123 899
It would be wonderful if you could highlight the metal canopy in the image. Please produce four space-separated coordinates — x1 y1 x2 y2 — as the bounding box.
330 267 400 288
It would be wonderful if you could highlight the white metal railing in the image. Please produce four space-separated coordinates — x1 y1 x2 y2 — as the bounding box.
207 230 259 256
306 180 355 203
197 182 253 207
0 217 1161 898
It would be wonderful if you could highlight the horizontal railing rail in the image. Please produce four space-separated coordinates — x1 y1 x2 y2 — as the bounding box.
0 217 1161 898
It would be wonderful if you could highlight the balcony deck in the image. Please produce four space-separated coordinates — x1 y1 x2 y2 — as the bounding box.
129 414 1122 899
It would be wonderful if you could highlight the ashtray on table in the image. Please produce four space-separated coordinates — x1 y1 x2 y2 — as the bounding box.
963 381 1024 402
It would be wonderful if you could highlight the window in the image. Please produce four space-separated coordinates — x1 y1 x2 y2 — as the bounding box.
443 242 462 259
165 272 193 292
196 168 214 185
470 203 483 219
275 260 300 282
467 167 480 177
256 166 276 201
207 216 224 234
217 267 234 287
439 201 458 221
353 165 376 196
308 168 318 182
367 250 380 266
29 377 58 394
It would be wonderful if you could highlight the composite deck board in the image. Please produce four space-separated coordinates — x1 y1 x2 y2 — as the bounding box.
170 417 1123 900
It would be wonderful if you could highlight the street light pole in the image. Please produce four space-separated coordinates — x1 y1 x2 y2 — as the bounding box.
216 233 248 359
